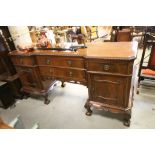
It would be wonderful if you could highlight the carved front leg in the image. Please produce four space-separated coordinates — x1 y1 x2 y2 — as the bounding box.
123 110 131 127
61 81 66 88
85 101 92 116
86 107 92 116
84 99 89 108
23 92 30 99
44 94 50 105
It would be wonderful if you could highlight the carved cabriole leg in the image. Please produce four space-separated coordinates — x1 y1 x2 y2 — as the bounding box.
23 92 30 99
16 93 24 99
61 81 66 88
86 106 92 116
123 110 131 127
84 99 89 109
85 100 92 116
44 94 50 105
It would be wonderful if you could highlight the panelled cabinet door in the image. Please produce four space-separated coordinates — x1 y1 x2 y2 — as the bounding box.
90 74 129 108
16 67 42 89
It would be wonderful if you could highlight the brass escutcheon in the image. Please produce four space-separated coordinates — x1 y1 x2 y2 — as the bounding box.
103 64 110 71
46 59 50 65
67 60 72 66
69 71 73 76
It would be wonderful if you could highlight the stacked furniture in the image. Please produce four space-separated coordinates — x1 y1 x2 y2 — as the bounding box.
0 81 15 109
0 27 22 106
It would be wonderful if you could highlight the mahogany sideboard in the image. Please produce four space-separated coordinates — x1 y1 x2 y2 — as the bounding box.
9 42 138 126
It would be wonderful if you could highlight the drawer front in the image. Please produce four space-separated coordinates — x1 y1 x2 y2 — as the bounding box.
36 56 53 66
11 56 34 66
53 68 86 81
87 60 130 74
39 66 53 77
52 57 84 69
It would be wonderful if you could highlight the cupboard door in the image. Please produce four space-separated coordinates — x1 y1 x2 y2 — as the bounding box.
91 74 129 108
16 67 42 89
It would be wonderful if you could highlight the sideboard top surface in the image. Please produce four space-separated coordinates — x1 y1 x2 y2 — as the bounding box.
9 41 138 60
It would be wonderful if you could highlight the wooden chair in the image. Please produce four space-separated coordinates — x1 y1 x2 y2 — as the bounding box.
116 29 132 42
0 117 13 129
85 26 98 42
0 115 39 129
137 33 155 94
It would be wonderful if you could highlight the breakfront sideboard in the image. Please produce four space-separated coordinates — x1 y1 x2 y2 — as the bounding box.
9 42 138 126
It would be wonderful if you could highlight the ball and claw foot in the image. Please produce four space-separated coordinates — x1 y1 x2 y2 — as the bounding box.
44 98 50 105
61 82 66 88
10 103 16 109
84 104 87 109
23 93 30 99
86 109 92 116
123 119 130 127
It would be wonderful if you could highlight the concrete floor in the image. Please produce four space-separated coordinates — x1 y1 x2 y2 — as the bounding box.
0 47 155 129
0 80 155 129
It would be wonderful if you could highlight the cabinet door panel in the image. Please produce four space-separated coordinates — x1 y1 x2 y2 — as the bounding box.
91 74 128 108
16 66 42 89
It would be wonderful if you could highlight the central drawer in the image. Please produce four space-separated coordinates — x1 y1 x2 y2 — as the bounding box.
86 60 131 74
53 68 86 81
36 56 53 66
52 57 84 68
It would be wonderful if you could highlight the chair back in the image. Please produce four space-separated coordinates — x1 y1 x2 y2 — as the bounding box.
116 29 132 42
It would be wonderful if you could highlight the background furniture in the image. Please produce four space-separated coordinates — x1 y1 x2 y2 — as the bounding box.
0 27 22 99
137 33 155 94
0 81 15 109
109 27 132 42
9 42 138 126
0 117 13 129
116 29 132 42
0 115 39 129
86 26 98 42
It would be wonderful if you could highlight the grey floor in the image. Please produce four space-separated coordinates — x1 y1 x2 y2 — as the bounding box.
0 48 155 129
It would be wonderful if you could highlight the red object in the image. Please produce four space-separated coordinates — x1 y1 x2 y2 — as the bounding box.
149 46 155 67
142 69 155 76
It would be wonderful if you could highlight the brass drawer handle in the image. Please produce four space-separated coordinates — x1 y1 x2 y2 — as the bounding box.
20 59 23 64
103 64 110 71
31 83 37 87
67 60 72 66
47 77 51 80
69 71 73 77
46 59 51 65
49 68 53 73
28 68 32 72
